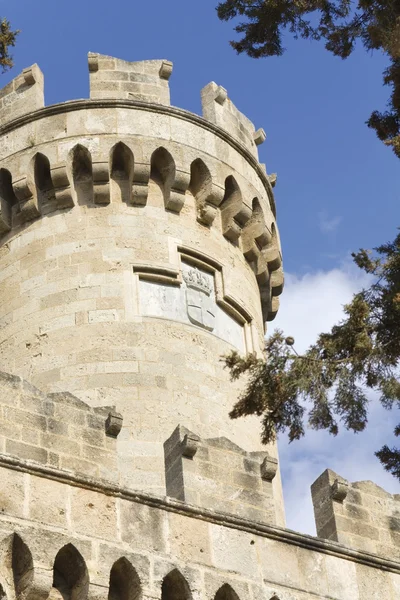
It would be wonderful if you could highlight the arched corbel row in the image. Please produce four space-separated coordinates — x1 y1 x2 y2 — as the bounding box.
51 544 89 600
254 222 283 322
108 558 141 600
220 176 251 243
161 569 191 600
150 147 190 213
189 158 224 226
0 169 16 234
110 143 134 205
242 198 271 263
69 144 94 205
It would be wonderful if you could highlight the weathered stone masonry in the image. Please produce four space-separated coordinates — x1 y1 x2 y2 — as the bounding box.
0 53 399 600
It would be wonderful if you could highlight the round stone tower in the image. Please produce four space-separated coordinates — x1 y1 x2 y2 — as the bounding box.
0 55 397 600
0 54 284 523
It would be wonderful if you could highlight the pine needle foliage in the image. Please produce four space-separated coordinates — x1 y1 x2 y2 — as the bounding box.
223 231 400 479
0 18 19 72
216 0 400 157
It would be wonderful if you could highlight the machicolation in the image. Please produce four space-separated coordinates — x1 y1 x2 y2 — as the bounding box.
0 53 398 600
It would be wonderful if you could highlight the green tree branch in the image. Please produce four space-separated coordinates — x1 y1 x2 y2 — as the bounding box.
223 231 400 478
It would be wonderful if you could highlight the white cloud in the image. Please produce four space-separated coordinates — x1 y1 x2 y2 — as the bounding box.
270 265 399 534
318 211 342 233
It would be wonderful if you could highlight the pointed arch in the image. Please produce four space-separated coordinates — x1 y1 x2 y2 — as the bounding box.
220 176 251 243
69 144 93 205
110 143 134 204
0 168 16 234
11 534 34 598
52 544 88 600
189 158 222 226
30 152 55 213
150 146 176 210
161 569 191 600
214 584 240 600
108 557 141 600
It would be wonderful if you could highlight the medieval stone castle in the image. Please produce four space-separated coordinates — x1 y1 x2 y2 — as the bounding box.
0 53 398 600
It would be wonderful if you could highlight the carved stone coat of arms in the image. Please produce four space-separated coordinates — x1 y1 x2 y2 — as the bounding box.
183 267 216 331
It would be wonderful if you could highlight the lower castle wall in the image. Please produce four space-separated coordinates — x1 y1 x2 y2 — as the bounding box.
0 195 285 523
0 460 399 600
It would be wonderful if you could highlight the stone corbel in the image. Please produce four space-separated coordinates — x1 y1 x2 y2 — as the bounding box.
88 53 99 73
253 128 266 146
26 569 54 600
105 410 123 438
242 208 272 263
214 85 228 105
167 168 190 213
13 176 41 224
260 454 278 481
268 173 277 188
159 60 173 81
222 203 252 244
331 478 349 502
180 433 200 458
92 161 110 205
132 161 151 206
23 67 37 86
50 164 75 209
196 182 225 227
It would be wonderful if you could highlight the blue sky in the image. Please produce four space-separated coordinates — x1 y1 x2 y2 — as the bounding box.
2 0 398 530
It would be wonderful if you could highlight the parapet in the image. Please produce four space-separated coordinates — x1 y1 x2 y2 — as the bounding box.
88 52 173 104
0 371 121 482
0 64 44 126
312 468 400 560
164 425 279 524
0 53 269 159
201 82 265 158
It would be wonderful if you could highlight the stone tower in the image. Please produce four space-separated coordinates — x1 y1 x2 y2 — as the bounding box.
0 54 399 600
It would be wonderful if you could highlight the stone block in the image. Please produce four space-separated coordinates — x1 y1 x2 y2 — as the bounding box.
0 466 25 517
28 476 68 528
6 439 48 464
70 488 118 540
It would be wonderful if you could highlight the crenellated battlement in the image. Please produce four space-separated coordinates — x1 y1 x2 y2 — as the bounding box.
164 425 279 524
0 53 267 158
0 64 44 127
201 82 265 159
88 53 173 105
312 469 400 561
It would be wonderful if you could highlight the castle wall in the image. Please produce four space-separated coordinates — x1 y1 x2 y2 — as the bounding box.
0 458 399 600
312 469 400 560
0 54 399 600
